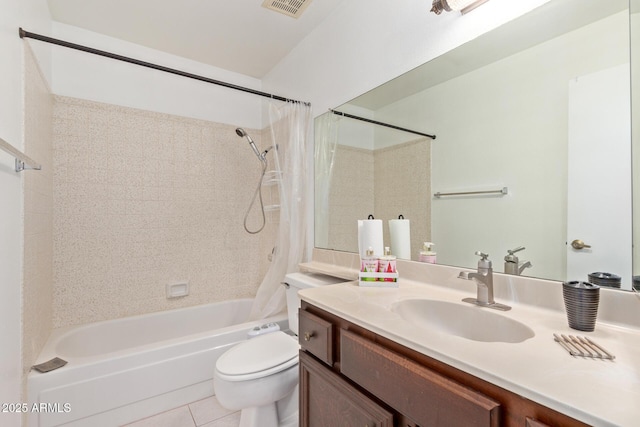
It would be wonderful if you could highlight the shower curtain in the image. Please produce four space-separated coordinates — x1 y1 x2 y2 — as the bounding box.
313 112 339 249
249 101 312 320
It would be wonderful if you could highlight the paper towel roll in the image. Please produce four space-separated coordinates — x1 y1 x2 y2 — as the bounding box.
389 219 411 260
358 219 384 258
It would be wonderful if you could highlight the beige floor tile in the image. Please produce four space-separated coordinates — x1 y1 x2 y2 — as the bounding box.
122 405 195 427
200 411 241 427
189 396 236 426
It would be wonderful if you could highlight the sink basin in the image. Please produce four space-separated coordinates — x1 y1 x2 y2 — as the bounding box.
391 299 535 343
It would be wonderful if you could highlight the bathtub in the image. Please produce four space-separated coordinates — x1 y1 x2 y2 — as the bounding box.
27 299 288 427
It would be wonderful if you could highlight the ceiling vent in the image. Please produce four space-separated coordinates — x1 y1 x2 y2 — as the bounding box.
261 0 313 19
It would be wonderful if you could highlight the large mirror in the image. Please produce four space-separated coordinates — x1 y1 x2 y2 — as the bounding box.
315 0 638 290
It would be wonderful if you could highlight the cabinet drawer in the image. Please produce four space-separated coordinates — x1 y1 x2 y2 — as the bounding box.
340 329 501 427
300 351 393 427
299 309 334 365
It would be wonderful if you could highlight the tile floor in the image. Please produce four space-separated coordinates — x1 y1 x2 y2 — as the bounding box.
122 396 240 427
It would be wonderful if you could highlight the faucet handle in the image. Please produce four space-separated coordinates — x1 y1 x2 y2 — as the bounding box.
505 246 525 263
507 246 525 255
474 251 492 268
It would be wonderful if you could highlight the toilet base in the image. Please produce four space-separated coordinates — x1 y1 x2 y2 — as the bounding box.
234 384 298 427
278 411 299 427
239 403 278 427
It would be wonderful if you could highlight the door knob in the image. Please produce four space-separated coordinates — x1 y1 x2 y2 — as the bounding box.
571 239 592 250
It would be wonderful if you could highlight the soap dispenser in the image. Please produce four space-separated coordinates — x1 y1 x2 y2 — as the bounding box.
378 247 397 274
418 242 436 264
361 247 379 276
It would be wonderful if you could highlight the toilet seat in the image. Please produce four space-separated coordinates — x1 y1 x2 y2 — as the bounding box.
215 331 299 382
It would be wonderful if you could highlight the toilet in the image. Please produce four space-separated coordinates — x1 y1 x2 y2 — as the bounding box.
213 272 345 427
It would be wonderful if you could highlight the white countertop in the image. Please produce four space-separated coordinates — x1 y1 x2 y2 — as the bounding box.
299 275 640 427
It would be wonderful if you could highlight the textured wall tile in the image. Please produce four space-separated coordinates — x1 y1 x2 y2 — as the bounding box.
374 139 431 260
22 43 54 393
326 140 431 258
52 97 273 327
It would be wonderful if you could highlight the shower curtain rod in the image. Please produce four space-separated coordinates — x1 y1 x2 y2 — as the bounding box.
330 109 436 140
18 28 310 106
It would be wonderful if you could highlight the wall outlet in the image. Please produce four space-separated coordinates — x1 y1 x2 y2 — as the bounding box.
166 282 189 299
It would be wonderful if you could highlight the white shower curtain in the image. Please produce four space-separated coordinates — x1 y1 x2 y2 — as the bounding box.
313 112 339 249
249 101 312 320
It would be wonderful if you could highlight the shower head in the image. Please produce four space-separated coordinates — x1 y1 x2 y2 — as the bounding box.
235 128 263 162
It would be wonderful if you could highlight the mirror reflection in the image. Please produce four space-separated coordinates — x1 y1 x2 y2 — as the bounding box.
632 0 640 288
315 0 635 290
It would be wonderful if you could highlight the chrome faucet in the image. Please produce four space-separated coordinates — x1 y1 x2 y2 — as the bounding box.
458 251 511 311
504 246 532 276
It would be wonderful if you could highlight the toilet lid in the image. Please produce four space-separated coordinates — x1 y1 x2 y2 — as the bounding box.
216 331 299 380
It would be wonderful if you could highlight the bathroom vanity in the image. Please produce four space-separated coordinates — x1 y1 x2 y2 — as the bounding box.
296 254 640 427
299 302 587 427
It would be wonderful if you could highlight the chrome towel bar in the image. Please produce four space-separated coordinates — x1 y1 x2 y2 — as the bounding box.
434 187 508 198
0 136 41 172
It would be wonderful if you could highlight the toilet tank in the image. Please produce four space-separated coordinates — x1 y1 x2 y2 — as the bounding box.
283 272 346 336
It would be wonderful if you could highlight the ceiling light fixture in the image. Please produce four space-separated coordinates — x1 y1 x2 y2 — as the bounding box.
430 0 490 15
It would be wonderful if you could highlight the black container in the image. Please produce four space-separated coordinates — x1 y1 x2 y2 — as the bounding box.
588 272 621 289
562 281 600 332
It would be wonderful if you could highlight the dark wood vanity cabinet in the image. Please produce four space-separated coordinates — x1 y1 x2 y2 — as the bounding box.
300 351 394 426
299 302 589 427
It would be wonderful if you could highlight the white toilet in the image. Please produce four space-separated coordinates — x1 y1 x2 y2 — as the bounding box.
213 272 345 427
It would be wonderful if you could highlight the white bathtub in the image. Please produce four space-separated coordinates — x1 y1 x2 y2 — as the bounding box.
27 299 288 427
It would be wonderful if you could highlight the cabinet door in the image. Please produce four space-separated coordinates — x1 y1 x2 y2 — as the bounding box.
300 351 393 427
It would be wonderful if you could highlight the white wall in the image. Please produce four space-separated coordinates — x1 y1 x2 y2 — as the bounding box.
0 0 51 424
51 22 264 130
263 0 551 117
